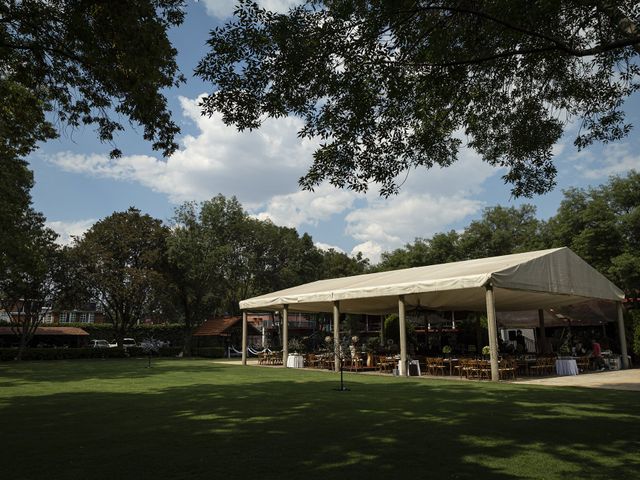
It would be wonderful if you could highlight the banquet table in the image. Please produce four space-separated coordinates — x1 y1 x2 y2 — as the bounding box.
286 353 304 368
555 358 579 376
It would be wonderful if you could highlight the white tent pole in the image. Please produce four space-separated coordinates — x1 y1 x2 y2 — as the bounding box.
241 311 248 366
282 305 289 367
485 285 500 381
399 295 407 376
617 302 629 369
333 301 340 372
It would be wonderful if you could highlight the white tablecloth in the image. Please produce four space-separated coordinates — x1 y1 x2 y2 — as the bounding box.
286 354 304 368
407 359 421 376
555 359 579 376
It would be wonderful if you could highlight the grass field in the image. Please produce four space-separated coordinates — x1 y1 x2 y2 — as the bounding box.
1 359 638 480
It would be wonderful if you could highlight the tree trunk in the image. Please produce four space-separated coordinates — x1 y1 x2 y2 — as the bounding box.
183 327 193 357
16 333 28 361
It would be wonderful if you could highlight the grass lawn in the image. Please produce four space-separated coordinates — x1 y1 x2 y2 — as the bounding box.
1 359 639 480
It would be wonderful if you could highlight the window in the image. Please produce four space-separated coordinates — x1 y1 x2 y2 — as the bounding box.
42 312 53 324
78 312 95 323
59 312 77 323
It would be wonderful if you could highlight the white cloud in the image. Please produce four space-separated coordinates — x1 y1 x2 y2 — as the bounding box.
200 0 301 19
254 183 356 228
46 94 504 264
346 193 483 249
571 143 640 179
46 219 96 245
342 147 495 261
350 241 384 264
48 95 316 206
315 242 345 253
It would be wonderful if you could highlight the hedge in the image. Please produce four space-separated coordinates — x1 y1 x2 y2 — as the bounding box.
43 323 187 347
0 345 228 361
0 346 184 361
193 347 226 358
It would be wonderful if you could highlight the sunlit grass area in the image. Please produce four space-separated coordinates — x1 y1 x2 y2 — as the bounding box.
1 359 638 480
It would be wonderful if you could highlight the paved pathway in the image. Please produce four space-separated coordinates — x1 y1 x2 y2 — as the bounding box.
513 369 640 391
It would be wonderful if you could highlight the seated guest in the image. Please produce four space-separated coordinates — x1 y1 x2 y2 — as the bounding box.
591 339 605 371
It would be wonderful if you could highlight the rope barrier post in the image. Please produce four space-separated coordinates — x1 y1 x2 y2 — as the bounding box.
241 311 248 366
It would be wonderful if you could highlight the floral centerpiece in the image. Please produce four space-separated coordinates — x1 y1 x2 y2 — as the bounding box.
288 337 305 354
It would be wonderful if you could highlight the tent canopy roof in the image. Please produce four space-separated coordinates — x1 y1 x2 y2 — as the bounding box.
240 248 624 314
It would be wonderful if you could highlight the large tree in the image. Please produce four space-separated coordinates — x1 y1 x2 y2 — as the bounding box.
197 0 640 197
71 208 168 346
545 170 640 291
458 204 545 259
1 0 184 158
0 208 60 359
167 197 248 354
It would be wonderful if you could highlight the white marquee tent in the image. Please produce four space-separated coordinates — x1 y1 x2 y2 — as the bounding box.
239 247 629 379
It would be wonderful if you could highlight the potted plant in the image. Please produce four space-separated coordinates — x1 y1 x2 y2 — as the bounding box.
482 345 491 359
442 345 452 357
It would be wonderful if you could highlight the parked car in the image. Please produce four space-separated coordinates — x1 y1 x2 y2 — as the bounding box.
108 338 137 348
90 339 110 348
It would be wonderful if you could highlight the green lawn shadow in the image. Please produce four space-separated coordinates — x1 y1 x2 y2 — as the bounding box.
1 360 638 480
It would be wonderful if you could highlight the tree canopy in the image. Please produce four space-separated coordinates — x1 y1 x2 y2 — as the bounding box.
197 0 640 197
1 0 185 158
70 208 169 346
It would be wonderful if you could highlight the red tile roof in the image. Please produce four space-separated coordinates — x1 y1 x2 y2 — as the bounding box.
193 317 260 337
0 326 89 336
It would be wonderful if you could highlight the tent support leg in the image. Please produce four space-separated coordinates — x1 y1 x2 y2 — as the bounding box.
282 305 289 367
485 285 500 381
241 311 248 366
617 302 629 369
333 301 340 372
537 309 547 354
399 295 407 376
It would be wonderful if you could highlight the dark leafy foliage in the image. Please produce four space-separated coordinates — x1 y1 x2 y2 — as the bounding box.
0 0 185 158
197 0 640 197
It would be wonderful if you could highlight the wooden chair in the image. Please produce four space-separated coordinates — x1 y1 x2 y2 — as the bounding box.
473 360 491 380
529 357 546 376
576 356 589 372
430 357 447 376
455 358 471 378
258 352 268 365
305 353 319 369
378 356 394 373
499 358 517 380
350 353 363 372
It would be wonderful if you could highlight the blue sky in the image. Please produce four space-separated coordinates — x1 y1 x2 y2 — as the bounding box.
29 0 640 262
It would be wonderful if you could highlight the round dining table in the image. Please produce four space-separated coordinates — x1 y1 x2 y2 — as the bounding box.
286 353 304 368
555 358 579 376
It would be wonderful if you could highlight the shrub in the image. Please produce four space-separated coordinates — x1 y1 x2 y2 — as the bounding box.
0 346 184 361
194 347 226 358
44 323 186 346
